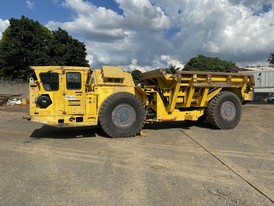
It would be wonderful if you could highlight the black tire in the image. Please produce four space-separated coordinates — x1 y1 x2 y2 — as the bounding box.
206 91 241 129
99 92 146 138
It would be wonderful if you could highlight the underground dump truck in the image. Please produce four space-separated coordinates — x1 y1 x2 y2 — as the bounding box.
28 66 254 138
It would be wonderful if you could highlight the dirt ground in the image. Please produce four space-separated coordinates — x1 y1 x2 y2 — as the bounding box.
0 103 273 206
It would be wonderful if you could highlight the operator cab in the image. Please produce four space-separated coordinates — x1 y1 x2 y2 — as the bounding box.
29 66 91 125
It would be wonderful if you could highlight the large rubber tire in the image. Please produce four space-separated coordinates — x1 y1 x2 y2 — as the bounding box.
99 92 146 138
206 91 241 129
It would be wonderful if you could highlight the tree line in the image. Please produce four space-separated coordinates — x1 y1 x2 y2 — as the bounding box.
0 16 273 81
0 16 89 80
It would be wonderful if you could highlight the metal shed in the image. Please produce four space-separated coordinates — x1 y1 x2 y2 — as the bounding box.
240 67 274 93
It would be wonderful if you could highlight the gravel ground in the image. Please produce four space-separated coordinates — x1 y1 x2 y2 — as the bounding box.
0 103 273 206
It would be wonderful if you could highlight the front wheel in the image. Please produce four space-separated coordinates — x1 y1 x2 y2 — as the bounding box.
99 92 146 138
206 91 242 129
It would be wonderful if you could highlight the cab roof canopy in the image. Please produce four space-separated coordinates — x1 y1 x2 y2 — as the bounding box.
30 66 90 71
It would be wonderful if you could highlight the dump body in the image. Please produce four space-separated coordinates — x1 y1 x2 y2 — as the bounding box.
138 69 254 122
29 66 254 137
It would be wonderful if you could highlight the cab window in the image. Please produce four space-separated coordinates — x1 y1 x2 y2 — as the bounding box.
39 73 59 91
67 72 81 90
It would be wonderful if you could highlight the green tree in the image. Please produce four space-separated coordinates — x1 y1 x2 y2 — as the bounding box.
184 55 238 72
0 16 89 80
267 53 274 66
165 65 180 74
48 28 89 66
131 69 142 84
0 16 52 79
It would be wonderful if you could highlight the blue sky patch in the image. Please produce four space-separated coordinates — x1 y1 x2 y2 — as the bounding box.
0 0 72 24
253 3 272 16
164 27 180 39
89 0 124 15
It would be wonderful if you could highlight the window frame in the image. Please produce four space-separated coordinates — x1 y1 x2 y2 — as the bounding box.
66 72 82 90
39 72 59 91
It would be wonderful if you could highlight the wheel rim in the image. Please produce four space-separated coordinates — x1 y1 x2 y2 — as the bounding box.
111 103 136 129
220 101 236 121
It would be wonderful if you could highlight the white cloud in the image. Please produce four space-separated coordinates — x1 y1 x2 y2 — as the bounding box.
116 0 170 31
47 0 125 43
121 56 185 72
0 19 9 39
122 59 149 73
26 0 35 10
160 55 184 69
45 0 274 70
154 0 274 64
46 0 172 69
228 0 272 11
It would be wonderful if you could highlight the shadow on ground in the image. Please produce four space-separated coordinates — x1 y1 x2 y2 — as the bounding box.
30 120 214 139
144 120 213 130
30 125 109 139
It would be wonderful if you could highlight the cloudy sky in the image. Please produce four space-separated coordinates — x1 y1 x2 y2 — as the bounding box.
0 0 273 71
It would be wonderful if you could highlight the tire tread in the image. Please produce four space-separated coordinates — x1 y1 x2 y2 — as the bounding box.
99 92 146 138
206 91 241 129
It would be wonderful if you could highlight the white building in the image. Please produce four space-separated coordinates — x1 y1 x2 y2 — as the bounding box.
240 65 274 93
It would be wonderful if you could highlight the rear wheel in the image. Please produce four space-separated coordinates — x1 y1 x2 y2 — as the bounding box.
99 92 146 138
206 91 241 129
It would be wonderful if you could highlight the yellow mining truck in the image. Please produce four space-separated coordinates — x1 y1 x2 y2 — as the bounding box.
29 66 254 138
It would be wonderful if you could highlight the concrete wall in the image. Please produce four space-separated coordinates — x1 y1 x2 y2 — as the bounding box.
0 81 29 99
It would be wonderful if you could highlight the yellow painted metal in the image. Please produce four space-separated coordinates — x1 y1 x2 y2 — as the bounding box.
199 88 209 107
206 88 222 102
185 86 195 107
139 69 254 122
167 82 181 112
102 65 125 79
29 66 254 128
29 66 135 126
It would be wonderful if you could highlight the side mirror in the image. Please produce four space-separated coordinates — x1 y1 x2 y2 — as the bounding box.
29 77 37 87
